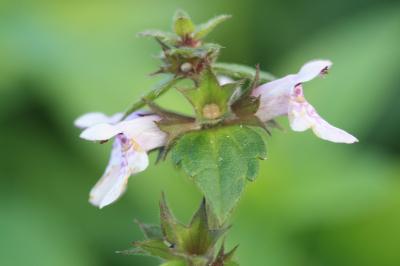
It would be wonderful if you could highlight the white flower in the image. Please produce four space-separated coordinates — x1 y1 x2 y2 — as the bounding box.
252 60 358 144
75 111 166 208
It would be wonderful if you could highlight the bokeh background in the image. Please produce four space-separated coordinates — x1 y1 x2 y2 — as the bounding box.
1 1 400 265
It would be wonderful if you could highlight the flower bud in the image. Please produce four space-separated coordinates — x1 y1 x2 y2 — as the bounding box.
180 62 192 73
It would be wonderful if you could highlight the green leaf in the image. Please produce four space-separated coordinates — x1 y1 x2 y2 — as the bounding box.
171 125 267 224
194 14 232 39
213 62 275 83
173 10 195 37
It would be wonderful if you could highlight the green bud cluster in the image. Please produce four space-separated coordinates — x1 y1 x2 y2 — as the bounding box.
127 10 275 153
120 195 238 266
138 10 230 78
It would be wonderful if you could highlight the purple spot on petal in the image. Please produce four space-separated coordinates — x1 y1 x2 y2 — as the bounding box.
320 67 329 75
118 134 127 143
294 84 303 96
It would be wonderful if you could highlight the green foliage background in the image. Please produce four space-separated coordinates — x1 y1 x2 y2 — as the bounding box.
1 1 399 265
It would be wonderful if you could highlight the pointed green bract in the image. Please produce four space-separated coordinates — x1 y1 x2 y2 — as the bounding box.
132 239 178 260
183 199 228 255
123 195 238 265
137 30 179 44
173 10 195 37
121 194 241 265
180 68 239 122
159 193 187 248
194 14 232 39
211 242 239 266
171 125 267 224
160 195 228 255
135 220 163 240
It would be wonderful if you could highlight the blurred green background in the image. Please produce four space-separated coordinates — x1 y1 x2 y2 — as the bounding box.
1 1 400 266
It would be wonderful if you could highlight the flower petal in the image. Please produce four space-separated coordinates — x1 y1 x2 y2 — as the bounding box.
74 112 123 129
116 115 167 151
80 123 121 141
252 75 296 122
296 60 332 83
89 136 149 208
79 115 167 149
288 86 358 144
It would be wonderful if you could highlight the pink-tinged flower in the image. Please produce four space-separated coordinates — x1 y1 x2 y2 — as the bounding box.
75 111 166 208
252 60 358 144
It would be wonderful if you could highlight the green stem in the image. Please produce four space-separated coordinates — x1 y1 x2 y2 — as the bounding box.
122 76 181 119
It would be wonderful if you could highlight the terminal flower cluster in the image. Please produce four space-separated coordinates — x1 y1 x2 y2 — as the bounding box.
75 10 358 266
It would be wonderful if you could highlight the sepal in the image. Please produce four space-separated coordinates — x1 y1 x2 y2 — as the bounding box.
194 15 232 39
145 100 200 158
137 30 179 45
231 65 261 118
211 241 239 266
135 219 163 240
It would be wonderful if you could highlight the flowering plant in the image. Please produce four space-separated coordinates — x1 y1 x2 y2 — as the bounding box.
75 10 357 266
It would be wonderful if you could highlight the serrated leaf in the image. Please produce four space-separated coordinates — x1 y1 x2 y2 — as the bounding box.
171 125 266 224
194 14 232 39
213 62 275 83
